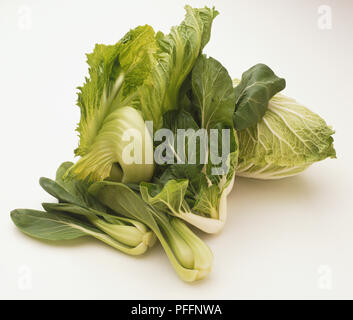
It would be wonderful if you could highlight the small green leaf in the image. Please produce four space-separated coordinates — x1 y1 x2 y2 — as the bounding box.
192 184 220 219
140 180 189 215
42 162 106 212
39 177 83 206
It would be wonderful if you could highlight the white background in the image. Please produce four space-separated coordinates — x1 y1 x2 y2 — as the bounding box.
1 0 352 299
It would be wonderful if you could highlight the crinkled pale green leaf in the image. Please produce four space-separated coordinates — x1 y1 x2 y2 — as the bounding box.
72 25 156 182
140 180 190 215
192 184 220 219
153 6 219 118
76 25 156 156
159 164 205 207
191 55 235 129
139 6 218 129
233 64 286 130
236 93 336 179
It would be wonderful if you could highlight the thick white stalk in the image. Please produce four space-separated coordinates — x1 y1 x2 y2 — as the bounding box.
176 174 236 234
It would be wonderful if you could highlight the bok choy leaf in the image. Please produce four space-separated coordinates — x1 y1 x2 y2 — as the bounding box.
31 162 156 255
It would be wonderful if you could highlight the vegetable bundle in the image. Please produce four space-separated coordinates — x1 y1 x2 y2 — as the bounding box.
11 6 336 282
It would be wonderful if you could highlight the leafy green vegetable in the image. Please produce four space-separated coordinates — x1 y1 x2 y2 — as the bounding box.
89 181 213 282
11 209 97 241
148 55 238 233
233 64 286 130
41 202 152 248
236 92 336 179
36 162 156 254
10 209 153 255
9 5 337 283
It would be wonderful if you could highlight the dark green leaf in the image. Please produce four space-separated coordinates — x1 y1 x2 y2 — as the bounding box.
39 177 83 206
42 202 94 217
163 110 199 133
41 162 106 213
233 63 286 130
160 109 204 167
11 209 101 241
88 181 160 232
191 55 235 129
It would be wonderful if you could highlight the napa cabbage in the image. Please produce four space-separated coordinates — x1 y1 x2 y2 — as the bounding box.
232 65 336 179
